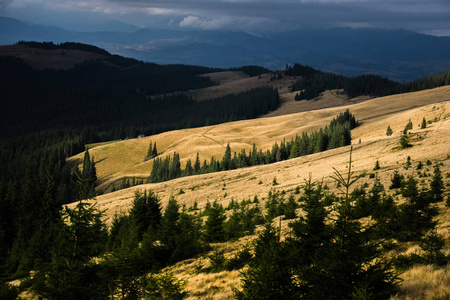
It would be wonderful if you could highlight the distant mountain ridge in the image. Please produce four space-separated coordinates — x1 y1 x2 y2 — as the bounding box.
1 16 450 81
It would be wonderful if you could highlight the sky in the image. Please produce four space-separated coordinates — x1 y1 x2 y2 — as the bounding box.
1 0 450 36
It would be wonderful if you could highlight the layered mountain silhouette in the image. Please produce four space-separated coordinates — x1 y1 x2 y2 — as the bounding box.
2 16 450 81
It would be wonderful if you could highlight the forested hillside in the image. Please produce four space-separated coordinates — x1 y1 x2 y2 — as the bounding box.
287 63 450 100
0 42 277 290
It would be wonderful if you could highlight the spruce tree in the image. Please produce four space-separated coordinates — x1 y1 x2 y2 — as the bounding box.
399 134 411 149
374 160 381 170
386 125 393 136
202 201 226 243
221 144 232 171
129 190 162 239
236 223 299 300
421 117 427 129
152 142 157 157
283 194 298 220
146 141 153 158
288 178 330 274
171 211 205 262
395 177 438 241
429 164 444 202
159 197 180 256
103 214 141 299
389 171 405 189
184 159 193 176
32 177 108 299
194 153 201 174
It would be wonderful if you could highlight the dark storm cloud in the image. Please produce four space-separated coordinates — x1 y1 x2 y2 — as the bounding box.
2 0 450 35
0 0 13 9
102 0 450 34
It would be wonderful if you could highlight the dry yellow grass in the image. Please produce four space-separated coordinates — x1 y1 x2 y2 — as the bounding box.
67 85 450 220
391 265 450 300
65 86 450 299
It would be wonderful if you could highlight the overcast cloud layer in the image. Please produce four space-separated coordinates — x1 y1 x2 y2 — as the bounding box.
1 0 450 35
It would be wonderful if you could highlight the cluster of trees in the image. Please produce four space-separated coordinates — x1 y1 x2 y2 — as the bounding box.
24 186 204 299
148 110 358 183
145 141 158 161
0 148 98 287
0 130 83 282
287 64 399 100
231 65 270 77
201 198 265 243
111 177 145 193
8 182 265 298
73 150 97 198
235 158 448 299
287 63 450 100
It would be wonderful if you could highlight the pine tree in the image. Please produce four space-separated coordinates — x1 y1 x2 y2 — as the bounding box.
389 171 405 189
159 197 180 256
171 211 205 262
386 125 393 136
194 153 201 174
152 142 158 157
399 134 411 149
129 190 162 239
32 177 108 299
283 194 298 220
395 177 438 241
374 160 381 170
421 117 427 129
429 164 444 202
403 119 413 134
146 141 153 158
236 223 299 299
202 201 226 243
221 144 232 171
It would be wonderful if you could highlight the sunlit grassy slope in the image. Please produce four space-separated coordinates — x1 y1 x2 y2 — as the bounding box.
68 85 450 197
66 85 450 299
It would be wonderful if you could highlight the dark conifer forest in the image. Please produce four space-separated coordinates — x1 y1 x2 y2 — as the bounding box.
287 63 450 100
0 42 277 292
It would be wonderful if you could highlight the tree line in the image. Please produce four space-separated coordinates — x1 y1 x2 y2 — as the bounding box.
286 63 450 100
16 41 111 56
148 109 357 183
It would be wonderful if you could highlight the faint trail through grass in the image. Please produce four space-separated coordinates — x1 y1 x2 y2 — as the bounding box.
202 126 226 148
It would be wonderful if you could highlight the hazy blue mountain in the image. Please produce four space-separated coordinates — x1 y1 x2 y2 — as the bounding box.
1 16 450 81
87 20 143 33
